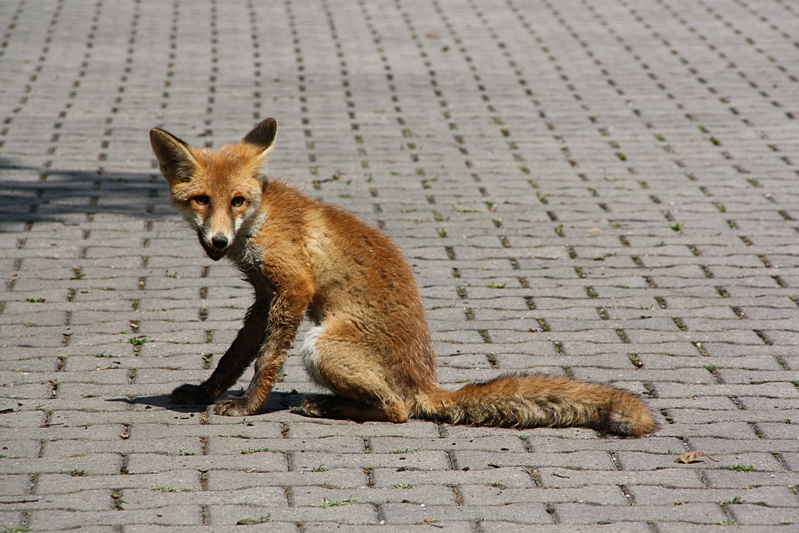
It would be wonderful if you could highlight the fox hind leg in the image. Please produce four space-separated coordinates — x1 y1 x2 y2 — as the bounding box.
300 323 408 423
302 394 406 423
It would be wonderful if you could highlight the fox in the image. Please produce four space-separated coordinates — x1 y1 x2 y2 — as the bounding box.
149 118 656 436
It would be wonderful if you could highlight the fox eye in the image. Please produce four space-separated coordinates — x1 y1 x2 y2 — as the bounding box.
231 196 246 207
193 195 210 206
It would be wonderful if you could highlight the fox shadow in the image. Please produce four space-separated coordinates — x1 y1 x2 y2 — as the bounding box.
107 389 310 416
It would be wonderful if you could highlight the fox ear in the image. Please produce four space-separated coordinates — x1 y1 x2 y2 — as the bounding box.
150 128 197 185
242 118 278 155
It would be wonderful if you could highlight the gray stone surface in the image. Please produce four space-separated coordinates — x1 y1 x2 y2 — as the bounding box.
2 0 799 530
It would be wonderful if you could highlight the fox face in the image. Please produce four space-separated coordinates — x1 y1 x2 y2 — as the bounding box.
150 119 277 261
172 171 261 261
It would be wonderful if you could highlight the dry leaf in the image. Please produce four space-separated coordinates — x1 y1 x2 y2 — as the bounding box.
674 450 717 464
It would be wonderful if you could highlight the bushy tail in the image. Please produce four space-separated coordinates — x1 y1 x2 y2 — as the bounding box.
418 373 655 437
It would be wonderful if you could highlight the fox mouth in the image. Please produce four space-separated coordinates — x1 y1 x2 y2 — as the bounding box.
198 235 228 261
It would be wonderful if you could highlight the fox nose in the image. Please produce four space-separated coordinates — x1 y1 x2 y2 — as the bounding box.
211 235 229 249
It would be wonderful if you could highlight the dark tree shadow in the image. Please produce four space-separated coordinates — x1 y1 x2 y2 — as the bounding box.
0 157 171 229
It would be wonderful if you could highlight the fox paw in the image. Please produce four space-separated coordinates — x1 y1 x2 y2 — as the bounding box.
301 395 332 418
213 397 255 417
170 383 213 405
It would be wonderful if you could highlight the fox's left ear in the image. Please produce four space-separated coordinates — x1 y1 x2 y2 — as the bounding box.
242 118 278 157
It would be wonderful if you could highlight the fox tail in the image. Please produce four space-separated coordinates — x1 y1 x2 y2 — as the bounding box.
419 373 656 437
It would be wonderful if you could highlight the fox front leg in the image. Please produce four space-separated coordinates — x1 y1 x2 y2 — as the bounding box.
213 289 308 416
169 300 270 405
210 346 290 416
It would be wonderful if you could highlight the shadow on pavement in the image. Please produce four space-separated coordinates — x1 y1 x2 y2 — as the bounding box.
0 157 168 228
107 390 308 416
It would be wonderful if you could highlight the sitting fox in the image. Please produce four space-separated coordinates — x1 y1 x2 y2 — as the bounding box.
149 118 656 436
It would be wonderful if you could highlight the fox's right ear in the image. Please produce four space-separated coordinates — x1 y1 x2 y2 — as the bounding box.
242 118 278 157
149 128 196 185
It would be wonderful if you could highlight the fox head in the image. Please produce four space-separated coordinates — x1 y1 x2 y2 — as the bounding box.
150 118 277 261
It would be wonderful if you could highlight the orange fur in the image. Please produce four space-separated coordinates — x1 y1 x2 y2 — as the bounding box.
150 118 656 437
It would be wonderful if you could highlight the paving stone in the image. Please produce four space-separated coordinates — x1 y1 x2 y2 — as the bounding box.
685 438 799 456
0 489 113 512
0 474 32 497
371 466 534 490
615 451 783 472
120 486 287 509
481 525 651 533
35 471 201 494
0 454 122 476
369 435 527 454
726 504 799 526
459 484 628 506
627 485 798 508
125 452 288 475
286 420 441 439
553 502 729 525
292 450 451 471
702 470 799 489
452 450 616 471
249 500 377 524
382 501 552 524
536 468 705 489
205 468 368 491
28 507 201 530
206 435 364 455
40 437 202 458
124 526 296 533
305 525 473 533
656 525 798 533
293 484 456 507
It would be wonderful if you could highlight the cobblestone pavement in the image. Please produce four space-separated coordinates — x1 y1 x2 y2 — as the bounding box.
1 0 799 530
